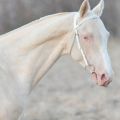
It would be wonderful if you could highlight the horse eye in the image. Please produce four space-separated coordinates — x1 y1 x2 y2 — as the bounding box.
83 36 91 41
83 34 94 41
83 36 88 40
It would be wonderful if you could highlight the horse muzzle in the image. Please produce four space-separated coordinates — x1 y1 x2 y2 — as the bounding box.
92 72 112 87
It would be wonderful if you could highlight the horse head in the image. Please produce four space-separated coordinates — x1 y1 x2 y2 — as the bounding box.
70 0 113 87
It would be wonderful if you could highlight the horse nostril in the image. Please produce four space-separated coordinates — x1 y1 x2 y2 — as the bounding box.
99 73 111 87
101 74 106 80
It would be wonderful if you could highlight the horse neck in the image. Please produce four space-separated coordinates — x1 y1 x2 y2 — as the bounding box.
30 13 74 88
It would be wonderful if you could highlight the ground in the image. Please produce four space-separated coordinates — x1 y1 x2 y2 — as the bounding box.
22 39 120 120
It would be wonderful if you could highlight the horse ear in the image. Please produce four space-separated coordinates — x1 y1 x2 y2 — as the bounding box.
92 0 104 17
79 0 90 18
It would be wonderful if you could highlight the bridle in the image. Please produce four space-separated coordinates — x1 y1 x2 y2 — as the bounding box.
73 13 99 73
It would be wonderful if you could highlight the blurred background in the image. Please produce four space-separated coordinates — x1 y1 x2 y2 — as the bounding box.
0 0 120 37
0 0 120 120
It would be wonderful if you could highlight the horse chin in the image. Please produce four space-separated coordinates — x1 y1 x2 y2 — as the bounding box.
91 72 111 87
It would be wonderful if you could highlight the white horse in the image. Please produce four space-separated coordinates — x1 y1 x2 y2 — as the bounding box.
0 0 113 119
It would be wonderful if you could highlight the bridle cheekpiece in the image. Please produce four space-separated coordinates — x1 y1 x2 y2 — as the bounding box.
73 12 99 72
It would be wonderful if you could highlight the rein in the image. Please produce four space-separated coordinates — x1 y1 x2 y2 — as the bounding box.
73 13 99 72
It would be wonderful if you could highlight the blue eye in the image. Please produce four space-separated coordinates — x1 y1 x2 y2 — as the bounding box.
83 36 88 40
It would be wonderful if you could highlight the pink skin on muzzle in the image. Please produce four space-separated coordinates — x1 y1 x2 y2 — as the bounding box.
92 72 112 87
